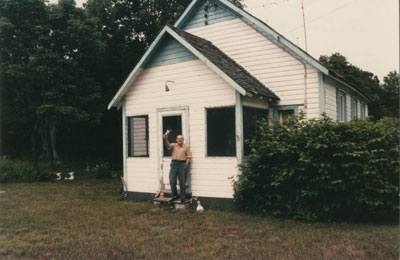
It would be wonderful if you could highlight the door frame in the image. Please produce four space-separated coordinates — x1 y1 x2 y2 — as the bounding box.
156 106 190 192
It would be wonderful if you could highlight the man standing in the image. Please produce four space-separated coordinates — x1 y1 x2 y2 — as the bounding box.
163 132 191 203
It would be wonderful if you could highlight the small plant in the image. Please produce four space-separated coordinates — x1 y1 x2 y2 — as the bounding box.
93 163 118 179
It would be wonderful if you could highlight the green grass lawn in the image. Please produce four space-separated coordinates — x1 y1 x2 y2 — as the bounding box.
0 179 397 260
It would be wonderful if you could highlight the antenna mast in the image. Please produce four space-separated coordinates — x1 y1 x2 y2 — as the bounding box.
301 0 308 51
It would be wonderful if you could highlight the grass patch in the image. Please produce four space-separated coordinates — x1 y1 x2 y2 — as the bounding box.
0 179 397 259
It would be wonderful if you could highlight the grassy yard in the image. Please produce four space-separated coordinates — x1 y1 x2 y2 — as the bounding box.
0 179 397 260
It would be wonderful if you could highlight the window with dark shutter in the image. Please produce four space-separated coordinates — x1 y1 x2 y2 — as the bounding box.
206 107 236 157
128 116 149 157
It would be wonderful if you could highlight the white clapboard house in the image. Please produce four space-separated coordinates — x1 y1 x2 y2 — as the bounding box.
108 0 370 207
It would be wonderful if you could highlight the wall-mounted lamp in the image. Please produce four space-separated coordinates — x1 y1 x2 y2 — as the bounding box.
165 80 175 92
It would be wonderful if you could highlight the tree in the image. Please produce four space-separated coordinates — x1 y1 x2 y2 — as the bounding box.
0 0 105 166
380 71 399 118
319 53 388 119
1 0 244 165
0 0 49 161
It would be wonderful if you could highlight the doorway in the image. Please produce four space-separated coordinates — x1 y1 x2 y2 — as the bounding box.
157 107 190 194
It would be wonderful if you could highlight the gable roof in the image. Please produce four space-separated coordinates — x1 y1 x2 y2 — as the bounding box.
174 0 371 103
169 26 279 101
108 25 279 109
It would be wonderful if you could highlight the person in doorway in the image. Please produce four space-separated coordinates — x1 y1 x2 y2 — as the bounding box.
163 132 191 203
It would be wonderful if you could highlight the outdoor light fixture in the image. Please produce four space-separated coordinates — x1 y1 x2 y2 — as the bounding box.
165 80 175 92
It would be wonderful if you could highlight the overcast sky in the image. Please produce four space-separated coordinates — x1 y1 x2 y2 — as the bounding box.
51 0 399 81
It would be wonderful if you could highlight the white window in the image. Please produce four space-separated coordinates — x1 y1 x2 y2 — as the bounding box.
351 97 358 120
360 102 366 120
274 106 299 124
337 89 347 122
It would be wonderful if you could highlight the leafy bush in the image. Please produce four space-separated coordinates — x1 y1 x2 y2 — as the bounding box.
233 115 399 221
0 159 121 183
0 159 50 182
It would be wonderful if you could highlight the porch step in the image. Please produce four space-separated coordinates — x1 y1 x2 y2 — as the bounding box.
153 197 173 203
158 189 192 198
153 197 191 203
153 197 191 210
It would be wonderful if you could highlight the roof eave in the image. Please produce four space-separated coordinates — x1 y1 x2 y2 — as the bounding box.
202 0 372 103
327 72 372 103
178 0 329 75
165 26 247 96
107 27 169 110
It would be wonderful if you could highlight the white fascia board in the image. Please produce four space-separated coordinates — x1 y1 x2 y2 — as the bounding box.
174 0 200 28
166 27 246 96
216 0 329 75
107 27 168 110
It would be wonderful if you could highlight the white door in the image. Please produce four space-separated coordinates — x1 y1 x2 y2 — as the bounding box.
157 107 190 193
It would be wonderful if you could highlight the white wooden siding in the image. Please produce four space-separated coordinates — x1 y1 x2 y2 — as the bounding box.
143 35 198 68
183 0 237 29
325 78 337 119
242 95 269 109
186 19 321 118
324 77 369 121
125 59 237 198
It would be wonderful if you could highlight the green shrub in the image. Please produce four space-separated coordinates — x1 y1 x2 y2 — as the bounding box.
0 159 121 182
233 115 399 221
0 159 50 182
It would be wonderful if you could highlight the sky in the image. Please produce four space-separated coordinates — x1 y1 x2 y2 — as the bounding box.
51 0 399 81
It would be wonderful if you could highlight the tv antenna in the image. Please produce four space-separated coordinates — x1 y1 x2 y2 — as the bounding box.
301 0 308 52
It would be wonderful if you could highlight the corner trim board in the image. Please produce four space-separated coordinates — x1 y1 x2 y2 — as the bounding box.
235 91 244 170
122 98 128 191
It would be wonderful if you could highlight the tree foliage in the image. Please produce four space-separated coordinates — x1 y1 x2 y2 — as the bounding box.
380 71 400 118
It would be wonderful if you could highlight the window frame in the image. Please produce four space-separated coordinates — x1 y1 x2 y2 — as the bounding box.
336 89 347 122
360 102 366 120
205 106 236 157
127 115 149 157
243 106 269 156
273 105 299 123
351 96 358 120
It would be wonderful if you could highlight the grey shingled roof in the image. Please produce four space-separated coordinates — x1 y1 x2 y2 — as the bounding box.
168 25 280 101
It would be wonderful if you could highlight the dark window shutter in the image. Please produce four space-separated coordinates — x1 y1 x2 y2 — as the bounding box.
128 116 149 157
